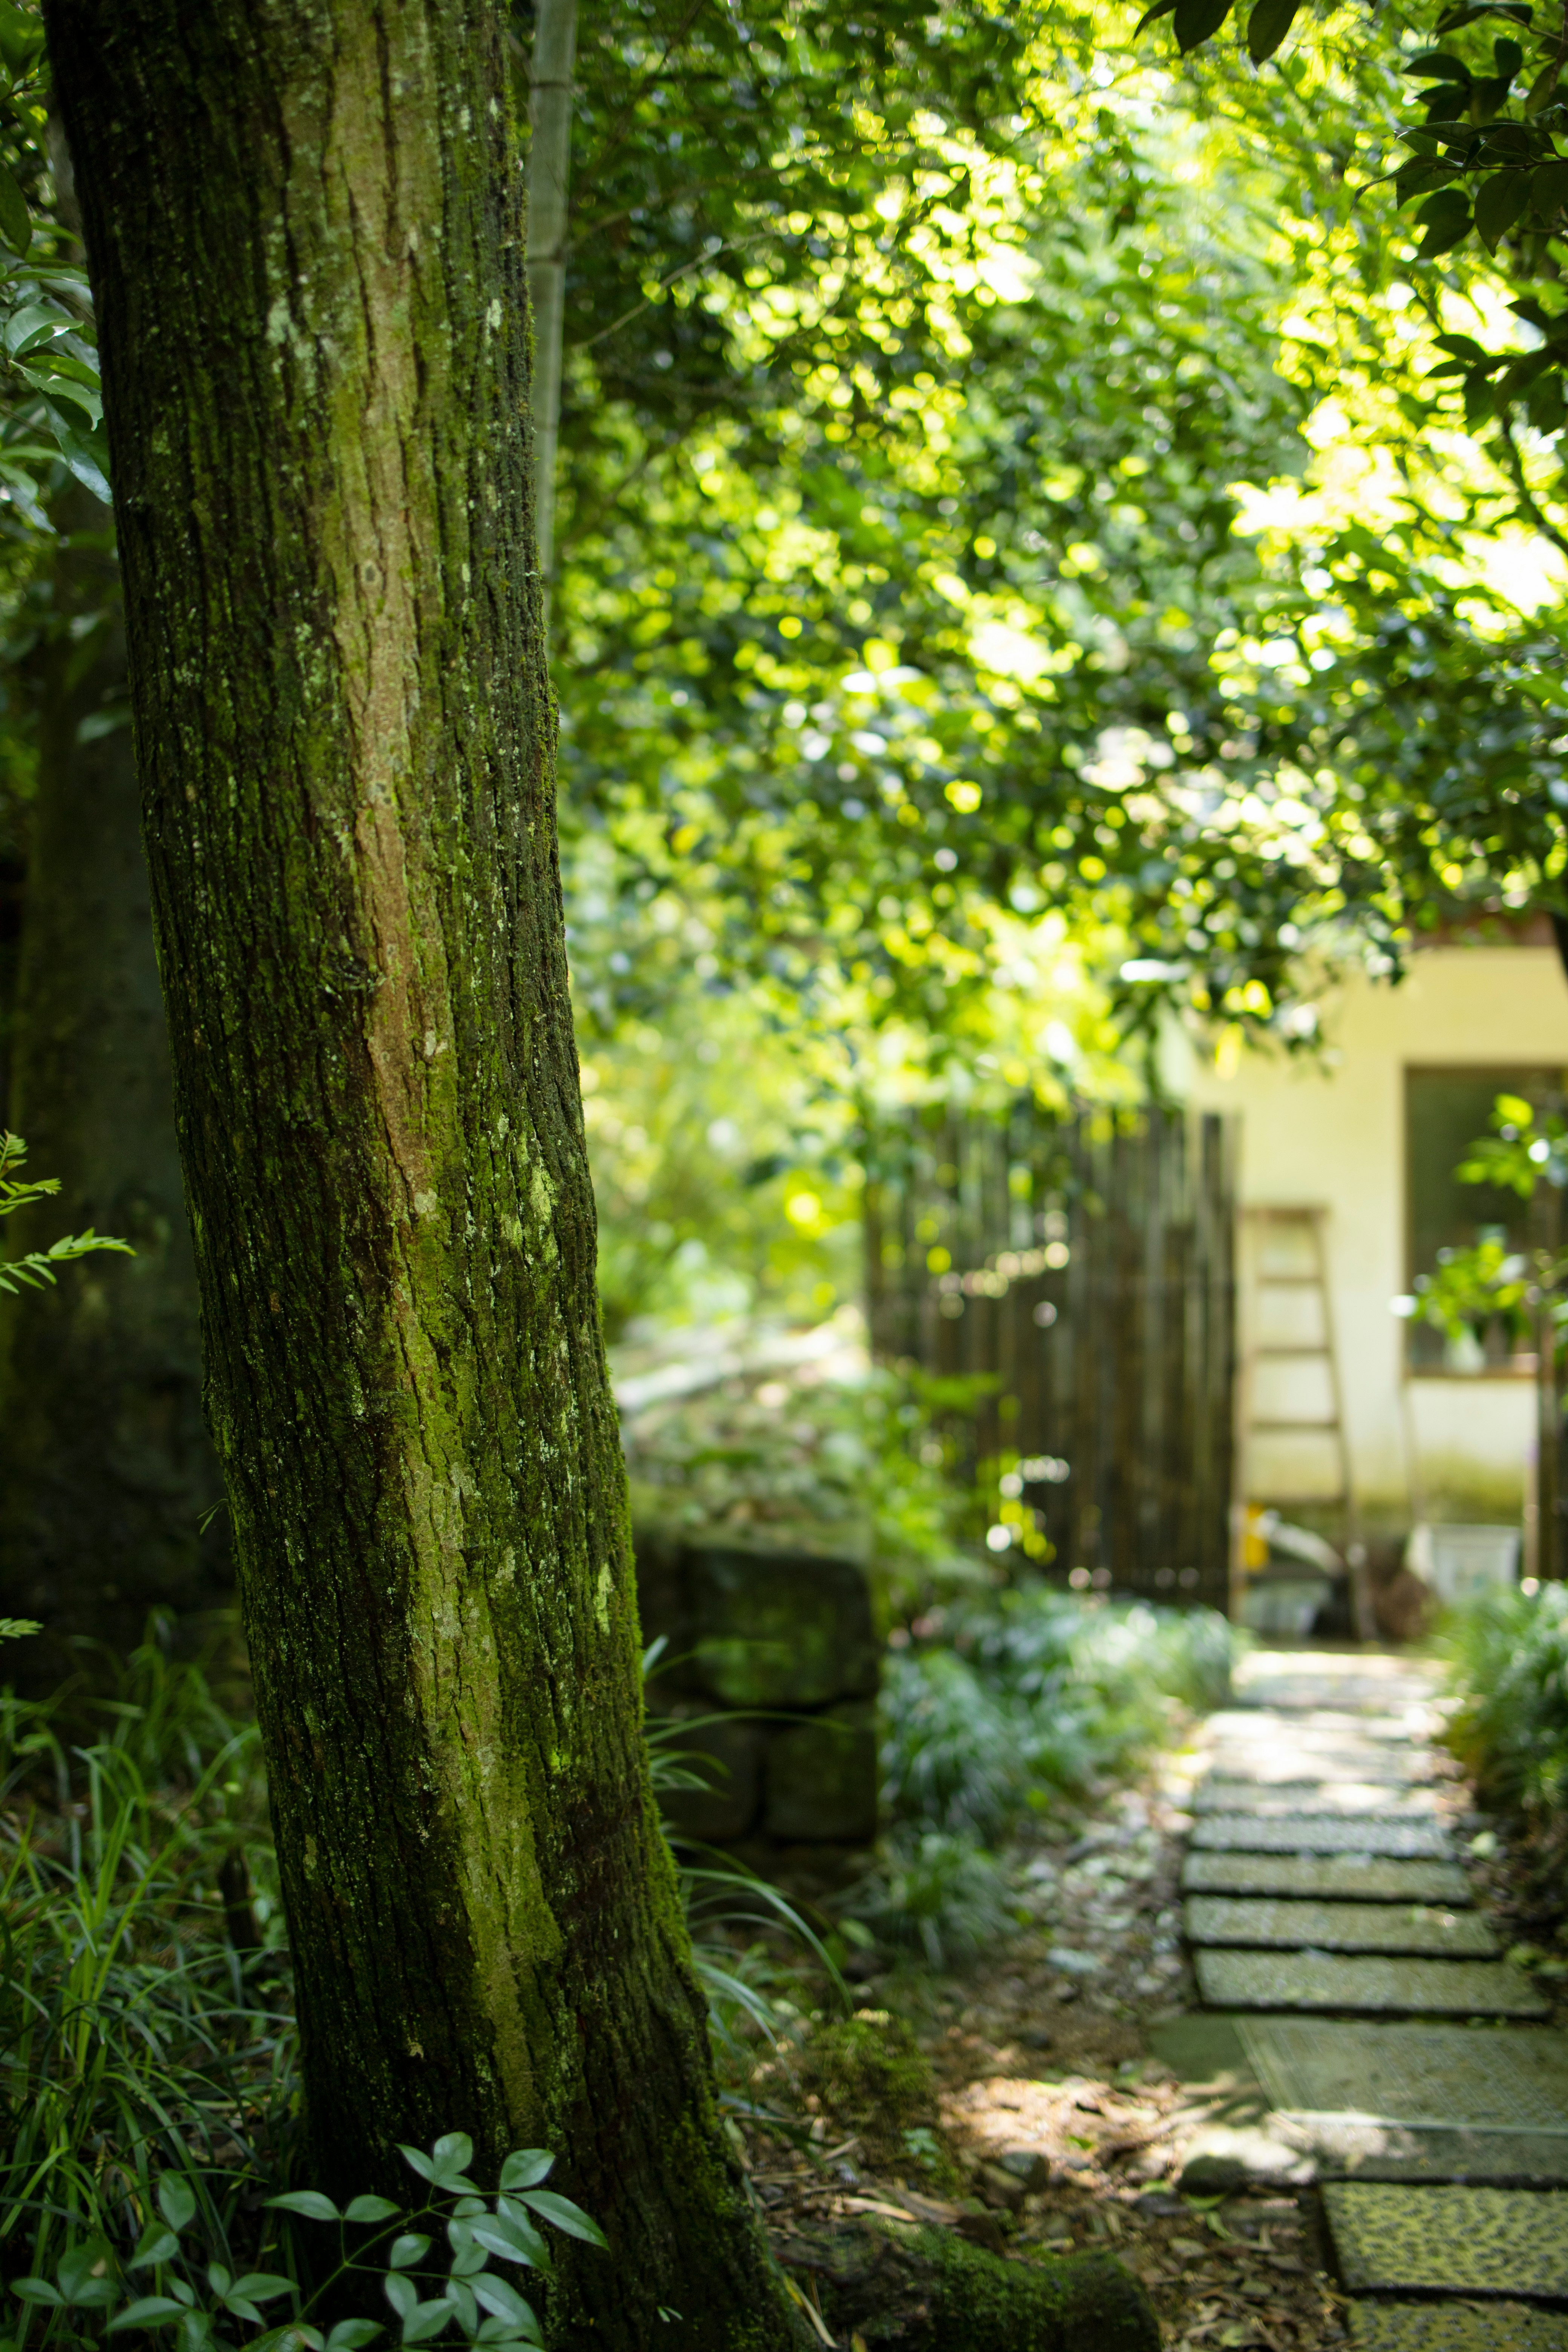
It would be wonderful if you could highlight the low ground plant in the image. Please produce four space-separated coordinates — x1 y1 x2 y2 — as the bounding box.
12 2130 603 2352
1443 1581 1568 1822
857 1584 1236 1958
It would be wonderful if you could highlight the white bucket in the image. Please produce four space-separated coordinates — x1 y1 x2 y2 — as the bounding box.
1406 1522 1520 1606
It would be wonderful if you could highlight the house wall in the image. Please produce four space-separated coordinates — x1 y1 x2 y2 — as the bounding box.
1170 943 1568 1533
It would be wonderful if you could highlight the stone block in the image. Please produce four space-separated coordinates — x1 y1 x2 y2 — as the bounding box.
658 1716 763 1843
765 1701 878 1842
687 1541 877 1707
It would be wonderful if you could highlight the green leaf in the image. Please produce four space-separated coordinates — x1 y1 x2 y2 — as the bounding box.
1525 56 1560 110
498 2154 554 2193
399 2136 477 2194
58 2245 118 2309
1174 0 1233 49
11 2282 62 2308
325 2323 383 2350
345 2196 401 2225
44 404 110 501
1526 367 1565 430
514 2191 608 2250
0 162 29 258
157 2182 197 2239
1246 0 1302 62
472 2281 540 2334
1475 168 1533 247
1395 160 1459 205
0 5 45 77
109 2301 187 2333
469 2210 550 2272
1405 48 1473 76
399 2308 452 2348
1132 0 1177 28
387 2237 431 2272
267 2193 341 2225
1532 159 1568 217
130 2229 182 2271
1414 187 1473 254
228 2276 296 2306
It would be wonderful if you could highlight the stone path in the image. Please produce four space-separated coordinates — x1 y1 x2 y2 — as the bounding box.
1156 1651 1568 2348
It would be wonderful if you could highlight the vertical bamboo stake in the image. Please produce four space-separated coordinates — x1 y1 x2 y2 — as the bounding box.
527 0 576 603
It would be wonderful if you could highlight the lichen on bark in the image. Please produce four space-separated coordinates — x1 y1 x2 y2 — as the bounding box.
42 4 804 2343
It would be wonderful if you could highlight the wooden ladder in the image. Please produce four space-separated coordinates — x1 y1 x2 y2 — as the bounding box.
1237 1205 1374 1640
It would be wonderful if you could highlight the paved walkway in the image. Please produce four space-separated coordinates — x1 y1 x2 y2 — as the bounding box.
1157 1650 1568 2349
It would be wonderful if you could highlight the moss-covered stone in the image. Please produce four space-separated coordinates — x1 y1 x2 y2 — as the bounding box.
688 1540 879 1707
793 2219 1161 2350
766 1702 878 1841
801 2009 938 2162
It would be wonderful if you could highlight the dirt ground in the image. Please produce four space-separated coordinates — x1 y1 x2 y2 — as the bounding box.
730 1698 1545 2349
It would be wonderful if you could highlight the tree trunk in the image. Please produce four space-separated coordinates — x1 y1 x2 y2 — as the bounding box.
44 6 802 2344
527 0 577 598
0 492 227 1671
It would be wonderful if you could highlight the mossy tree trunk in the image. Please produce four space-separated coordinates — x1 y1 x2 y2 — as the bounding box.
0 493 226 1670
44 6 801 2343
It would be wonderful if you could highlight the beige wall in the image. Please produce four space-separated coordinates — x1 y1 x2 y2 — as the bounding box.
1171 944 1568 1530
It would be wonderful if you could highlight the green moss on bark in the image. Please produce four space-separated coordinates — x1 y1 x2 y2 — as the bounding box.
42 4 804 2344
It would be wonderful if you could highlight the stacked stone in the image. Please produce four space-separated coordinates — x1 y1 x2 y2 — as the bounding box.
1178 1657 1568 2349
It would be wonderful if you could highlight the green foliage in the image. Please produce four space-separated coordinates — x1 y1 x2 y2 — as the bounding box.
625 1366 990 1615
1412 1234 1533 1349
0 1129 130 1292
1457 1092 1568 1199
857 1586 1234 1957
0 1635 290 2346
1444 1581 1568 1819
0 2 110 524
9 2133 603 2352
880 1584 1234 1842
1412 1092 1568 1361
845 1831 1014 1968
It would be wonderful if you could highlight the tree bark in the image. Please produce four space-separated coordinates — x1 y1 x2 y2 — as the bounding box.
43 6 802 2344
527 0 577 597
0 494 227 1672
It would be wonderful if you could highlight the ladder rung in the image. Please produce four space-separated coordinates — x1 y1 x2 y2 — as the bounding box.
1250 1418 1341 1432
1251 1494 1350 1508
1256 1276 1323 1287
1253 1345 1330 1358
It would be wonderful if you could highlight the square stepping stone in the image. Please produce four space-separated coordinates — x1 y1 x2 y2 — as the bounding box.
1237 2019 1568 2132
1184 1895 1498 1957
1194 1949 1548 2017
1208 1750 1435 1786
1192 1813 1454 1857
1323 2182 1568 2297
1349 2300 1568 2347
1194 1779 1443 1816
1183 1850 1472 1902
1182 1849 1472 1902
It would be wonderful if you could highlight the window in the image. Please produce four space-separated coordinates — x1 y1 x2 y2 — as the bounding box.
1405 1066 1563 1373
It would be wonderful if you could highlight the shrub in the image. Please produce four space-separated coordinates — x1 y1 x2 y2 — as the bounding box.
862 1585 1236 1958
1443 1582 1568 1818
